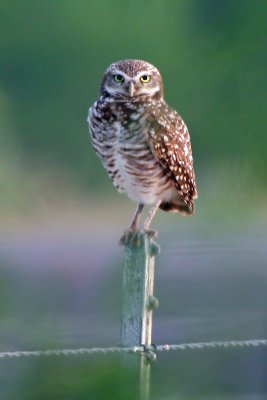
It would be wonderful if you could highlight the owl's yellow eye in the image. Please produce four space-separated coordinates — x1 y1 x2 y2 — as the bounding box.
140 75 151 83
113 74 124 83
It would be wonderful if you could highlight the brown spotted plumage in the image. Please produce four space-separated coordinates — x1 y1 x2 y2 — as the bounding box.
87 59 197 232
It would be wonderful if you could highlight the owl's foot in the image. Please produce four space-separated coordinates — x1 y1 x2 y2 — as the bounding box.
119 228 133 246
119 229 143 246
119 229 157 246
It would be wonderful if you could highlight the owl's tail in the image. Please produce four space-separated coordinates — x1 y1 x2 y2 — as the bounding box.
159 201 194 216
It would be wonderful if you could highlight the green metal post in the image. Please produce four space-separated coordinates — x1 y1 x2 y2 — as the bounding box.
121 231 160 400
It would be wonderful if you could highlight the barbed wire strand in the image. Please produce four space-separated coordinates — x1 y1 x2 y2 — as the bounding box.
0 339 267 360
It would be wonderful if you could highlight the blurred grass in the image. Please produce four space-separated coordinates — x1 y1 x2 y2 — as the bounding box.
0 348 267 400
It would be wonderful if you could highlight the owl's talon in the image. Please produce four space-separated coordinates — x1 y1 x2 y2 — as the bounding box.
119 229 158 247
119 229 132 245
119 229 145 247
119 229 136 246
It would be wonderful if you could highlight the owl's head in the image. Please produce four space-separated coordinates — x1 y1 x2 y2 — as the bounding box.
100 59 163 100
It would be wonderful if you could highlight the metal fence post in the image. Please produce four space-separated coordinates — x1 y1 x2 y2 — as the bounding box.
121 231 160 399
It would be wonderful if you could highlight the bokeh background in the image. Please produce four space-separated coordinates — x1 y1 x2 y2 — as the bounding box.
0 1 267 399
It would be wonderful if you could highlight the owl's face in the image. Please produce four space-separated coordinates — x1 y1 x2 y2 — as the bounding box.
100 59 163 100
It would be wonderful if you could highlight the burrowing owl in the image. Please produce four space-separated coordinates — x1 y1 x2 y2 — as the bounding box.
87 59 197 235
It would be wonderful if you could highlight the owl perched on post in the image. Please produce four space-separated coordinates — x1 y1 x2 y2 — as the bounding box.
87 59 197 237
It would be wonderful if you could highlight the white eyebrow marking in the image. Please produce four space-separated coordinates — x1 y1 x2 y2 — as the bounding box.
110 69 154 80
135 69 154 79
110 70 129 79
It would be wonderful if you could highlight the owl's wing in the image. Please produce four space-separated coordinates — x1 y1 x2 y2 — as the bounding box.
146 105 198 210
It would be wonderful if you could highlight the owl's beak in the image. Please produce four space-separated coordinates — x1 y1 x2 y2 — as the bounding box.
129 81 135 97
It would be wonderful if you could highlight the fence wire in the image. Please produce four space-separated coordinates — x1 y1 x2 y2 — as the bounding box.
0 339 267 360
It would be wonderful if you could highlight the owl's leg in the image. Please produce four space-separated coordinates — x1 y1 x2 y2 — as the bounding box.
119 203 144 245
143 200 161 231
129 203 145 230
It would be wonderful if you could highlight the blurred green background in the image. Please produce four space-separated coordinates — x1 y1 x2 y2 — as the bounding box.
1 0 267 218
0 1 267 399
